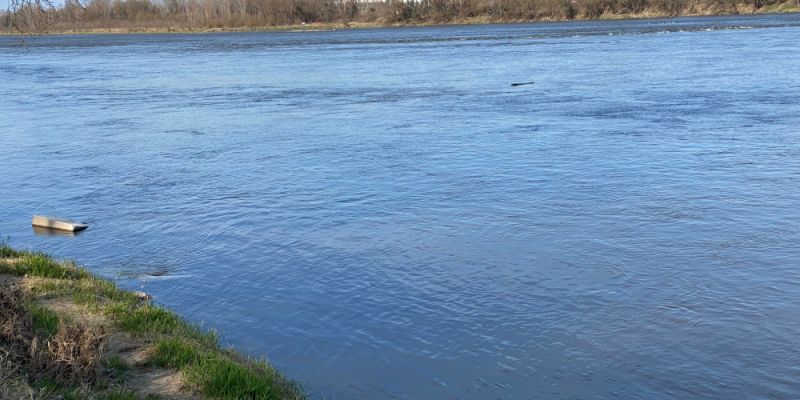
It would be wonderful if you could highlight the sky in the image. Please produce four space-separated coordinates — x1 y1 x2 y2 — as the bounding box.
2 0 68 11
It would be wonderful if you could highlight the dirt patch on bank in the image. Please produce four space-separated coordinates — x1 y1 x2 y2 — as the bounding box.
0 272 199 399
0 246 303 400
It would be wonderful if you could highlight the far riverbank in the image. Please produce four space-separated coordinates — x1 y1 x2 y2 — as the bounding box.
2 3 798 35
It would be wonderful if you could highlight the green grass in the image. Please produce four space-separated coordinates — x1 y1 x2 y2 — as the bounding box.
186 355 286 400
151 337 205 368
100 389 138 400
34 378 60 394
0 259 17 274
104 356 130 379
105 303 218 347
73 278 140 311
0 247 88 280
36 384 160 400
23 268 216 346
0 241 23 258
28 303 60 338
31 276 141 312
152 338 302 400
109 304 185 334
0 243 305 400
18 254 87 279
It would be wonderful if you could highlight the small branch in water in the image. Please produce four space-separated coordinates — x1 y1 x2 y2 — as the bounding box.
511 81 535 87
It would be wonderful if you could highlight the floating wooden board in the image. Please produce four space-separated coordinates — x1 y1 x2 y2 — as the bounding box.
32 225 80 237
32 215 88 232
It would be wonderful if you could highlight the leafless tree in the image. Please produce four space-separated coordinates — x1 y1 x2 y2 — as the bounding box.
3 0 794 33
6 0 59 32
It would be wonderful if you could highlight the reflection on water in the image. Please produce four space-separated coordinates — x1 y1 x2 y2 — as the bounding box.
31 225 85 237
2 14 800 400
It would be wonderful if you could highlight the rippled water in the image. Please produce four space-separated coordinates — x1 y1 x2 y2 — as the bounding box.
3 14 800 399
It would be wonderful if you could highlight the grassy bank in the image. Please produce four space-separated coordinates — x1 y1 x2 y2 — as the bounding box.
0 243 303 400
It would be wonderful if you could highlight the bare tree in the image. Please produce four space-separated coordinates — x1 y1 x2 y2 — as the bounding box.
6 0 58 32
3 0 794 33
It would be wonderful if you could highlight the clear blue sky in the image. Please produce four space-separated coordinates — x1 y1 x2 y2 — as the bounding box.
2 0 67 10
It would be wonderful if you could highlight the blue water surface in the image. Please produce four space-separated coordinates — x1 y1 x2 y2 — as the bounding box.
2 14 800 399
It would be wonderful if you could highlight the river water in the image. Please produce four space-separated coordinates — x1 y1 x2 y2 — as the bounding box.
2 14 800 399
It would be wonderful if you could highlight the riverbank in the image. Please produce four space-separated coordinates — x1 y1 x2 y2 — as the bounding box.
2 5 799 35
0 243 303 400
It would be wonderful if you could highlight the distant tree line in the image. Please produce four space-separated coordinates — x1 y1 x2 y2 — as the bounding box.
2 0 797 31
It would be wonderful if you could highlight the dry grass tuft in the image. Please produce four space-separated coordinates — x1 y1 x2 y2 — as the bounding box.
0 284 108 390
0 351 36 400
31 323 108 386
0 285 33 368
1 245 304 399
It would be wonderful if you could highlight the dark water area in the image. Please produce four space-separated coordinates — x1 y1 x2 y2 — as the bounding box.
2 14 800 399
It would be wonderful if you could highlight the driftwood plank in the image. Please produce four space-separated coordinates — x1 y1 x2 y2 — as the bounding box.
31 215 88 232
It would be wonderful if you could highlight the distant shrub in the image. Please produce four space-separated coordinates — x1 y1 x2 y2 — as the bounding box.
580 0 608 18
652 0 687 14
